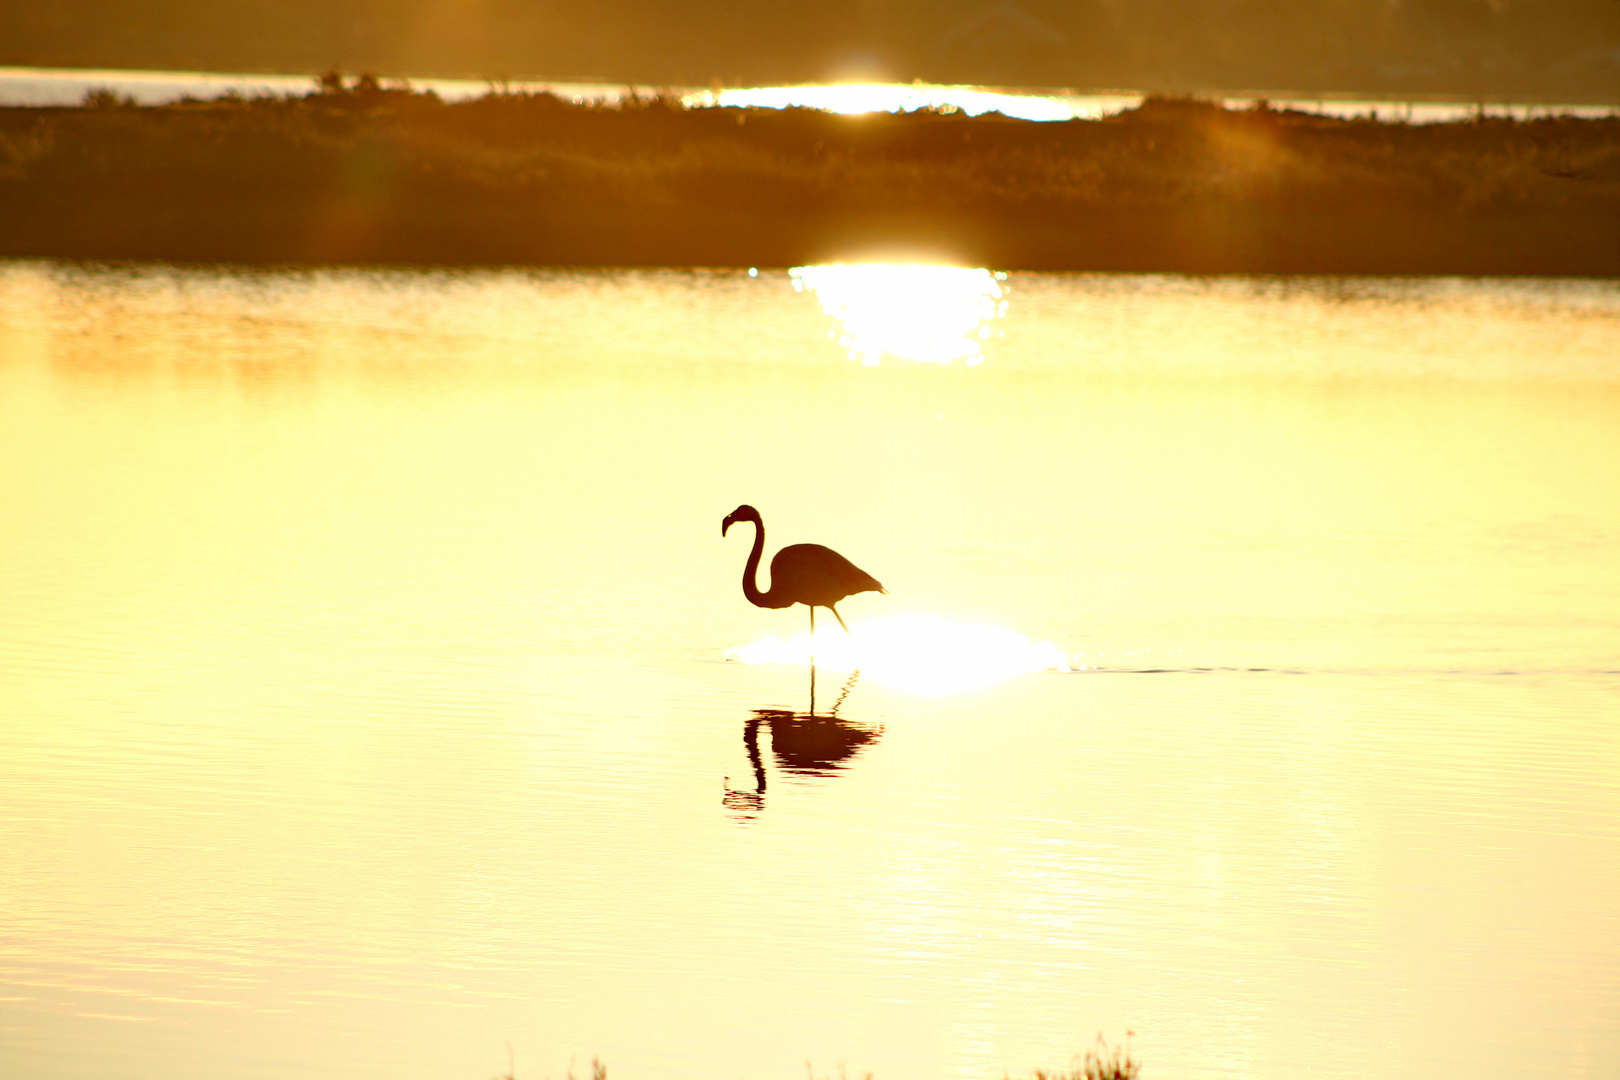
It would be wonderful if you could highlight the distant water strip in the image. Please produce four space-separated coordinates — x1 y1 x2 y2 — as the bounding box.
0 66 636 107
3 68 1613 124
693 85 1618 123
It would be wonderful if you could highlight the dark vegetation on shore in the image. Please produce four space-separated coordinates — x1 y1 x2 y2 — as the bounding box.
501 1034 1140 1080
2 76 1617 273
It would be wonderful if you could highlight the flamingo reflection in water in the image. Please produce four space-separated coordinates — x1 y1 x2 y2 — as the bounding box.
723 670 882 816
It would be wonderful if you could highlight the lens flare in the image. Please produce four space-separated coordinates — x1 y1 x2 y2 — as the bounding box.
790 264 1008 365
726 614 1070 695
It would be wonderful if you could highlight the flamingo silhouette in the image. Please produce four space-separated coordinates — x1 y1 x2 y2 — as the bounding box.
722 504 885 634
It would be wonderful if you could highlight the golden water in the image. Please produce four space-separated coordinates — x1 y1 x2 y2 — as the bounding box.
1 262 1617 1080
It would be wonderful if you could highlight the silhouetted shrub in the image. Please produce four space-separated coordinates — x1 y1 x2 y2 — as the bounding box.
1014 1035 1141 1080
82 86 136 109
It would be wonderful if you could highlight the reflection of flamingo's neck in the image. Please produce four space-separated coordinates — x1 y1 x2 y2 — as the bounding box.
744 717 766 793
741 518 771 608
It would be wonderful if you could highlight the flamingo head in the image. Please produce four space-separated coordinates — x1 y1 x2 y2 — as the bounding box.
722 504 761 537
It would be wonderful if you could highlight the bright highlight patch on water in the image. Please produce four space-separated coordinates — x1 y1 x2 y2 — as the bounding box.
790 263 1008 365
726 614 1071 695
696 83 1125 121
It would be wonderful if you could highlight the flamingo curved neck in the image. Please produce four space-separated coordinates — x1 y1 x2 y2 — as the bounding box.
740 518 783 609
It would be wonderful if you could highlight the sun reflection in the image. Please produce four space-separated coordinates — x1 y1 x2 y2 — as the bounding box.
694 84 1119 122
725 614 1069 695
790 264 1009 365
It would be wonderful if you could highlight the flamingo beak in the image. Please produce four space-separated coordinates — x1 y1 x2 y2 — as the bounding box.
721 514 735 536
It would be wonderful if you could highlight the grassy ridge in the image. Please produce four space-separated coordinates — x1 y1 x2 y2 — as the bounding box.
2 83 1617 272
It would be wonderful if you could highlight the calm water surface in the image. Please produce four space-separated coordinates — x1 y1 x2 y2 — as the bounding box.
1 262 1617 1080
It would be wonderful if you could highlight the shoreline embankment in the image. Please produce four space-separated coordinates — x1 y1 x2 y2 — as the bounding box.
2 86 1617 274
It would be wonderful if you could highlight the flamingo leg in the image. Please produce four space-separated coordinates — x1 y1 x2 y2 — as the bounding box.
829 604 850 633
808 606 817 716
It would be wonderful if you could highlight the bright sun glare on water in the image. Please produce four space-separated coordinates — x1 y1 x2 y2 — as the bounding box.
698 84 1110 122
727 614 1070 696
790 264 1008 365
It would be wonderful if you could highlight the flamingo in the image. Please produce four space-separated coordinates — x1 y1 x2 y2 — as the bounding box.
721 504 885 634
